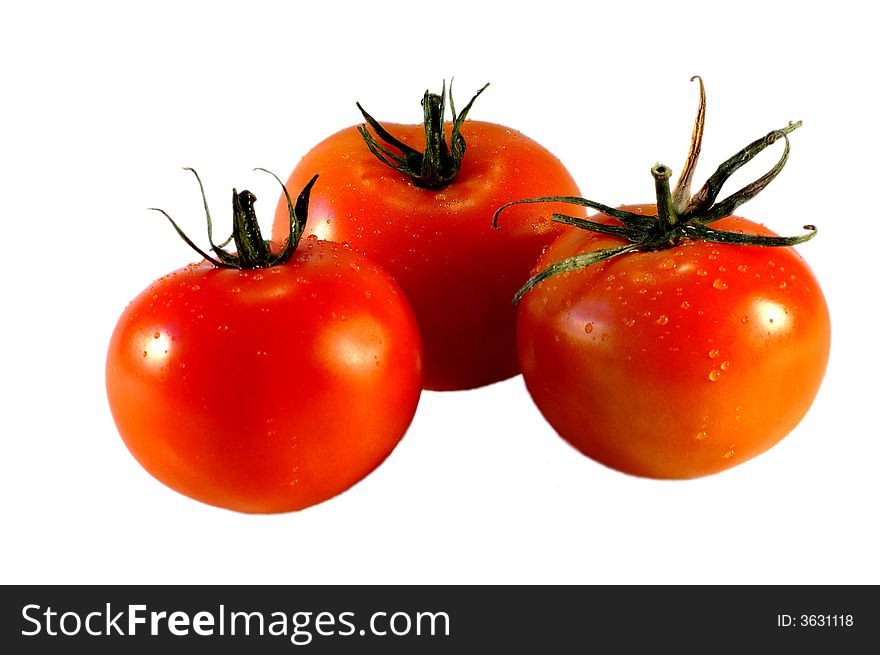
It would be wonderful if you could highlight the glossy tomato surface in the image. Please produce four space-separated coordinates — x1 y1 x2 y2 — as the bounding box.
272 120 583 390
517 207 830 479
106 238 423 512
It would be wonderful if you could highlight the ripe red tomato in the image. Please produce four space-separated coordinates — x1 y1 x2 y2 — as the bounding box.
272 84 583 390
106 175 423 512
505 80 829 478
517 208 830 478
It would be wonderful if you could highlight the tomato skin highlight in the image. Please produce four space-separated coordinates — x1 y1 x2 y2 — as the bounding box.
516 208 831 479
272 120 583 390
106 239 423 513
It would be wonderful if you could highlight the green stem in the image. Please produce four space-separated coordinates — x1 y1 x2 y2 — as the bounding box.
151 169 318 270
652 164 677 232
494 96 815 304
356 81 489 189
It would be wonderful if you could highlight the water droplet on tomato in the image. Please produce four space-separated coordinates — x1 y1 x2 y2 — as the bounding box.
695 431 708 440
655 315 669 326
741 316 749 324
584 322 594 334
712 279 728 290
720 360 731 371
708 369 722 381
737 264 748 273
153 332 161 339
708 349 720 358
722 446 736 459
623 318 635 327
696 269 708 277
660 258 676 270
680 301 690 310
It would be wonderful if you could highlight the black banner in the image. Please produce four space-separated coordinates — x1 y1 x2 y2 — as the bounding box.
2 585 875 653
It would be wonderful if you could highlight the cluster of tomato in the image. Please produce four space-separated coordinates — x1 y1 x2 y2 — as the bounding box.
106 79 830 513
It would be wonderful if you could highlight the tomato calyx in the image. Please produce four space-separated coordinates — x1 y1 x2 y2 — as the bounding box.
151 168 319 269
493 77 818 303
356 80 490 189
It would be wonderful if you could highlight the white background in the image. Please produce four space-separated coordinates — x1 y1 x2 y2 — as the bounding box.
3 1 877 585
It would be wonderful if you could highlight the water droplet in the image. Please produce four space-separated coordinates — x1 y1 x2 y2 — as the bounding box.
584 322 594 334
741 316 749 324
153 332 161 339
712 278 728 290
142 351 148 357
660 258 676 270
778 281 787 289
364 290 373 299
624 318 636 327
680 301 690 310
708 369 722 381
708 349 720 359
695 431 708 440
655 315 669 326
696 269 708 277
722 447 736 460
349 262 361 272
720 360 731 371
737 264 748 273
601 333 609 342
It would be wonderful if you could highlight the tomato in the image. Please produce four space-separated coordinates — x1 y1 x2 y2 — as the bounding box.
272 84 583 390
504 79 830 478
517 208 830 478
106 173 422 512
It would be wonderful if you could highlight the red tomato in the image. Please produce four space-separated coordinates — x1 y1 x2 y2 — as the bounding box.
272 87 583 390
517 207 829 478
506 81 831 478
106 177 422 513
